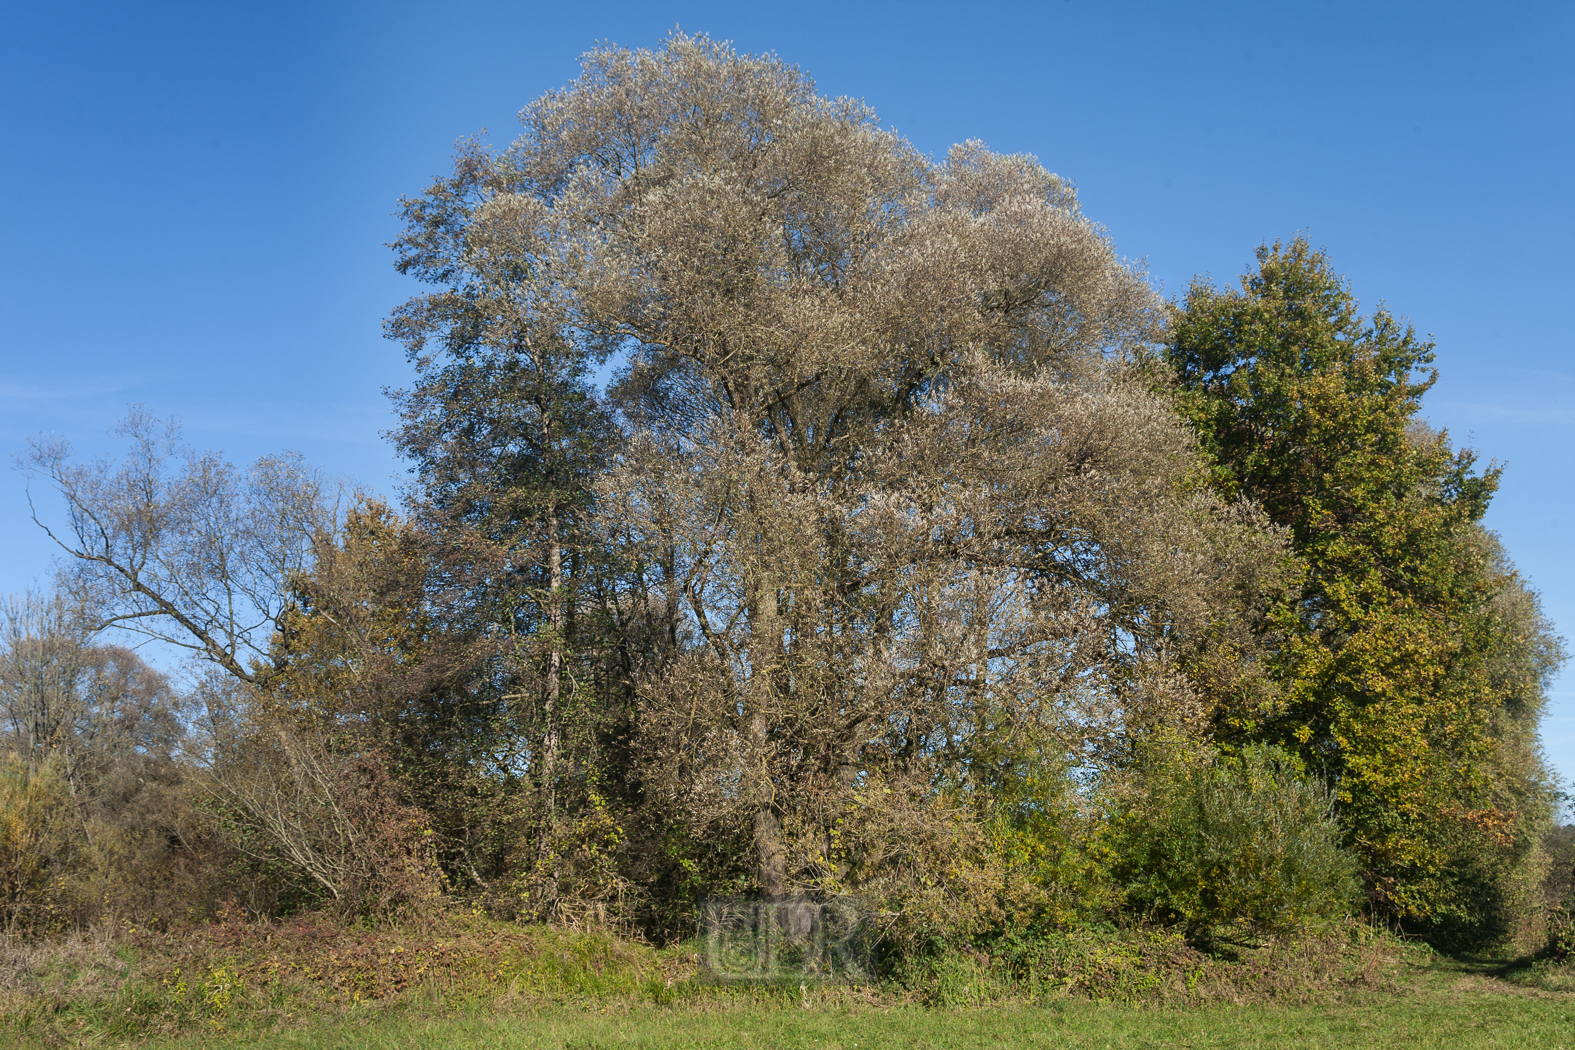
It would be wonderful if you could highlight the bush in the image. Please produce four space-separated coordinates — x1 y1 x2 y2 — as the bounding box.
1111 744 1358 941
893 919 1398 1006
0 756 75 934
206 732 447 923
1544 905 1574 963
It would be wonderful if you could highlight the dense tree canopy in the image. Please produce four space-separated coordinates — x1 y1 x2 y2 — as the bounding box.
7 34 1566 956
1168 240 1564 942
384 34 1292 905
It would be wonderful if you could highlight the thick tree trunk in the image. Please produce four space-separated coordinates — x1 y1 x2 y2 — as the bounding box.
753 805 788 897
747 693 788 895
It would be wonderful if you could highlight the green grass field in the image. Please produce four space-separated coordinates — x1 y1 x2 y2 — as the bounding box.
5 919 1572 1049
17 969 1575 1049
135 993 1575 1050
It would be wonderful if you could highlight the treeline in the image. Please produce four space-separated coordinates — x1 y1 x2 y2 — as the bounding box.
3 34 1567 956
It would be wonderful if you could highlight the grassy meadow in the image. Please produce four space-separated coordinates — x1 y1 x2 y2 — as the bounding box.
3 915 1572 1049
160 996 1575 1050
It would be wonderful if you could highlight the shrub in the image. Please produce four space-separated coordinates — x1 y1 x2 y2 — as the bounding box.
894 918 1398 1006
1545 905 1574 963
0 755 75 934
205 722 447 923
1111 744 1358 941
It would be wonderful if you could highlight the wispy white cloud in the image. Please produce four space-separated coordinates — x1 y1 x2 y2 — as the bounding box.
0 382 76 401
0 378 140 403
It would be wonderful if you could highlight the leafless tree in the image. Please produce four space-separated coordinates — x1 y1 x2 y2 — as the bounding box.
0 590 185 787
0 591 95 776
19 407 333 686
195 675 442 915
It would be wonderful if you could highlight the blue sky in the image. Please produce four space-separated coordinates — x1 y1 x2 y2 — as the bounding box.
2 1 1571 789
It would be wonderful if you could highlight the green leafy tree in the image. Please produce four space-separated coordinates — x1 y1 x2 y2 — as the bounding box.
1168 239 1564 942
386 148 643 917
261 501 499 891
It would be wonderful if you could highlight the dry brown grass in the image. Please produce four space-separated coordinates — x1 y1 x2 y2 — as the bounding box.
0 926 134 1011
0 912 668 1044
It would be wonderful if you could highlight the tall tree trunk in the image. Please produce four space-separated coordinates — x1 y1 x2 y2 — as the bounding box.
751 706 788 896
544 501 562 819
753 801 788 897
746 552 789 897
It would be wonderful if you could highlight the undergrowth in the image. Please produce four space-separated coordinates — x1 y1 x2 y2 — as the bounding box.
895 921 1405 1006
0 911 1557 1047
0 913 674 1043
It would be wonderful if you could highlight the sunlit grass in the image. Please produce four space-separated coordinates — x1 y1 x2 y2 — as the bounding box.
3 918 1571 1049
131 995 1575 1050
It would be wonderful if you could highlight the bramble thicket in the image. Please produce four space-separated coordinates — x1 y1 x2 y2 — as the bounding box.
4 35 1569 971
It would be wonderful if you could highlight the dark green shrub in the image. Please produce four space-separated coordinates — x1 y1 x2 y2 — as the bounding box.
1111 745 1358 941
1541 825 1575 961
1546 906 1574 963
